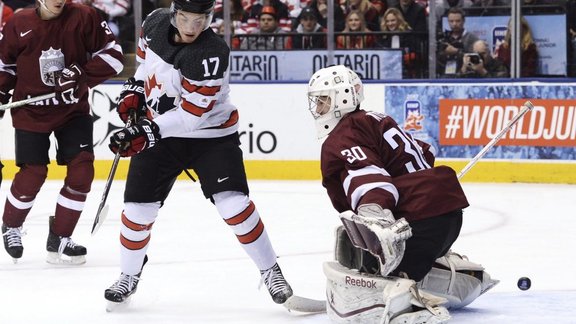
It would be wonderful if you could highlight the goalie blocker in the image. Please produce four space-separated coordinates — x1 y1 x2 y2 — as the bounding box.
325 226 499 323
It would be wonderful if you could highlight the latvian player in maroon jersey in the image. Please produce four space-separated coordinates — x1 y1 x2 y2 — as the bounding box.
0 0 124 264
307 65 499 324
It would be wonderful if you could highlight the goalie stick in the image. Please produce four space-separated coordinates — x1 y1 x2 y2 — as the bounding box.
0 93 56 110
91 114 135 235
457 100 534 179
283 295 326 313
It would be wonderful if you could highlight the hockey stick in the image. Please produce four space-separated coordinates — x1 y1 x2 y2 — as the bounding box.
0 93 56 110
457 100 534 180
283 295 326 313
91 114 135 235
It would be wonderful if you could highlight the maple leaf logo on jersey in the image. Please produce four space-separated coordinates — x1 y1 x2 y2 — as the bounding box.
145 74 177 114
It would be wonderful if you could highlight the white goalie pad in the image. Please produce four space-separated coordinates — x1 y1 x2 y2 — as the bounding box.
323 261 450 324
417 251 499 309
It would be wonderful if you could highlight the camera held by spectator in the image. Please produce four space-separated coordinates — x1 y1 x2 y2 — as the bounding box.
459 41 509 78
466 53 481 65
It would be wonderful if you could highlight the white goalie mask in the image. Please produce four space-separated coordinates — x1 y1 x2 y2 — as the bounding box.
307 65 364 139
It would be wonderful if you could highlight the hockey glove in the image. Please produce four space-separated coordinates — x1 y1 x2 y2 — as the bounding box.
339 204 412 276
117 77 147 123
55 63 87 105
0 90 11 119
109 118 161 157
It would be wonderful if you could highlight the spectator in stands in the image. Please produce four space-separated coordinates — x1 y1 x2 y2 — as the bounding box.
460 40 509 77
394 0 427 33
307 0 345 31
282 0 314 28
248 0 292 31
336 9 375 49
495 16 538 77
376 7 412 49
343 0 380 31
292 7 327 49
434 0 473 29
436 7 478 77
370 0 387 16
240 5 292 49
377 7 419 78
1 0 14 31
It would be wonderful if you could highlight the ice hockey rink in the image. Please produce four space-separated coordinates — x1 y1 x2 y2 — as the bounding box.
0 179 574 324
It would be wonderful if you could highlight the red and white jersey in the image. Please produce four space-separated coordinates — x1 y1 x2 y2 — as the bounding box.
321 109 469 222
0 4 124 132
135 9 238 139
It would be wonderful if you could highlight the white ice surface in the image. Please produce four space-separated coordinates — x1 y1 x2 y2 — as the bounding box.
0 180 574 323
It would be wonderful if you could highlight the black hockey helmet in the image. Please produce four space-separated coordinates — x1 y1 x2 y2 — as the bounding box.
172 0 215 14
170 0 215 30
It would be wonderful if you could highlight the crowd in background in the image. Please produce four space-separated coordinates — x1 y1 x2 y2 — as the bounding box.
208 0 574 78
1 0 576 79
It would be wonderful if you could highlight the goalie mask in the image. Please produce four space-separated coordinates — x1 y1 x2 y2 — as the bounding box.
170 0 215 31
307 65 364 139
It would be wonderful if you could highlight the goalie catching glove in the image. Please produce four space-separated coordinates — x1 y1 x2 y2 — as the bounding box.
109 118 161 157
117 77 147 123
55 63 86 105
339 204 412 276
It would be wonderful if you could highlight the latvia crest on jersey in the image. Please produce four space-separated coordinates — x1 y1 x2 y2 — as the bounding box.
39 47 65 86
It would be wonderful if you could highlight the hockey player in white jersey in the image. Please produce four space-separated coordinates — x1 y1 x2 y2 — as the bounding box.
104 0 292 310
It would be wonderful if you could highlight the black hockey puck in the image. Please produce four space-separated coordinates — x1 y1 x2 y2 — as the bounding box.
517 277 531 290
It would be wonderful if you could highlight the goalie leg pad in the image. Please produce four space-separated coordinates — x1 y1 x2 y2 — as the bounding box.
323 261 450 324
417 251 500 309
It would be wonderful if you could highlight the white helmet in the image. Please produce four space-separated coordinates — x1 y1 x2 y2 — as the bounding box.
307 65 364 138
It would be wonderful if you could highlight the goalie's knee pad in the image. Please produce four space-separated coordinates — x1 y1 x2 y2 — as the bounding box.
65 151 95 193
323 261 450 324
417 251 500 309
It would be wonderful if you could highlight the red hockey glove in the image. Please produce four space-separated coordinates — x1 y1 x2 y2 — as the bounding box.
109 118 161 157
0 90 11 119
55 63 86 105
117 77 147 123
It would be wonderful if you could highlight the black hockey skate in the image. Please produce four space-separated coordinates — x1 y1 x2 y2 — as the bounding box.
2 224 24 263
46 216 87 265
105 255 148 312
260 263 293 304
